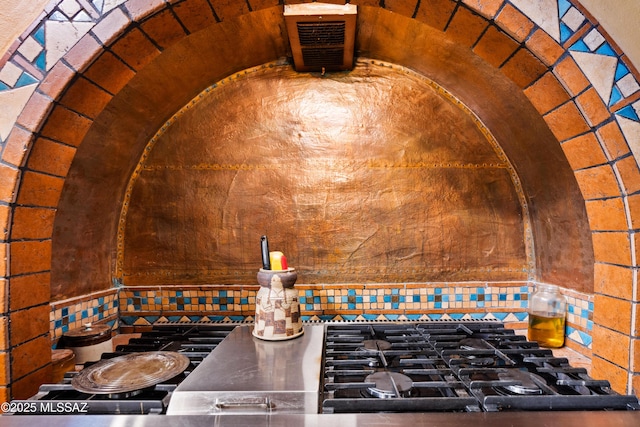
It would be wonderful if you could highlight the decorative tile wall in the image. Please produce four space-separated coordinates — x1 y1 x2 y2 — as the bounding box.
564 288 594 348
49 289 119 342
118 286 256 326
43 282 594 353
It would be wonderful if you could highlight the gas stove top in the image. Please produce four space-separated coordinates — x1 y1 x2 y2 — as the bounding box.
321 322 640 412
5 321 640 416
7 323 237 415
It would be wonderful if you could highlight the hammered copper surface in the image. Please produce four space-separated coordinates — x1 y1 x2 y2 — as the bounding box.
51 7 594 298
71 351 190 394
121 63 528 285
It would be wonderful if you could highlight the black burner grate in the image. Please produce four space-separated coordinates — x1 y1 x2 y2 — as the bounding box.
321 322 640 413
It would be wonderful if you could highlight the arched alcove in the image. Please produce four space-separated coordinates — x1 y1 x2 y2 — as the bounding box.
0 1 638 399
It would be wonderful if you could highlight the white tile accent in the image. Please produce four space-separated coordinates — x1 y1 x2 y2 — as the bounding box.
102 0 127 14
571 50 618 104
568 330 584 345
0 62 24 87
0 84 38 140
510 0 560 41
44 20 94 71
50 11 68 22
74 11 93 22
617 115 640 163
617 73 640 97
17 37 43 62
93 0 104 12
59 0 82 18
561 7 585 32
583 28 605 52
503 313 522 322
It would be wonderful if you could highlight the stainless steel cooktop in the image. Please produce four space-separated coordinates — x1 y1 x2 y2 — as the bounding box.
166 324 324 415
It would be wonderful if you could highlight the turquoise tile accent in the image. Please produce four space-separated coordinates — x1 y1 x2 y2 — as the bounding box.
618 105 640 120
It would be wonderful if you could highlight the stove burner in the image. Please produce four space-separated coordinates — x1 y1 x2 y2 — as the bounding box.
450 354 496 367
361 340 392 352
497 370 544 395
364 371 413 398
459 338 493 350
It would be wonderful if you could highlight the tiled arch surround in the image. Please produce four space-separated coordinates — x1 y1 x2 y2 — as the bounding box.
1 0 640 401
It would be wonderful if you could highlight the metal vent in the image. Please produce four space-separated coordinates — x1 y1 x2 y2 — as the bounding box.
302 47 345 67
297 21 346 46
285 3 357 72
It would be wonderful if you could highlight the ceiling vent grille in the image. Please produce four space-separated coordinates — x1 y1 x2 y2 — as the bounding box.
284 3 357 72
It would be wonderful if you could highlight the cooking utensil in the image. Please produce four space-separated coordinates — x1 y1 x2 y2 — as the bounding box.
71 351 190 395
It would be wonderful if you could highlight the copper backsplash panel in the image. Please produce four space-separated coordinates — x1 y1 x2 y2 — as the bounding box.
118 63 530 285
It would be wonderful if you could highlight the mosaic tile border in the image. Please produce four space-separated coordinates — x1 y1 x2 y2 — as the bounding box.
118 285 258 315
116 283 593 351
49 289 119 342
296 283 530 312
49 283 594 351
563 287 594 348
116 283 531 318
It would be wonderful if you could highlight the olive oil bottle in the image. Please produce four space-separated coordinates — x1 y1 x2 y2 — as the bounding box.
528 284 566 348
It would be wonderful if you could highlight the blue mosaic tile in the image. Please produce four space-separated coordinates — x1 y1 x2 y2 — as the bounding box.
617 104 640 120
119 316 138 326
513 312 529 321
492 312 509 321
558 23 573 43
578 330 592 346
596 43 616 57
616 62 630 80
